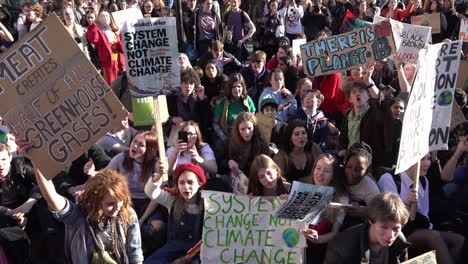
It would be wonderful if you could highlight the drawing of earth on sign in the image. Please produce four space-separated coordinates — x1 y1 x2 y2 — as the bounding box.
420 19 430 27
0 130 7 143
438 91 453 106
282 228 300 248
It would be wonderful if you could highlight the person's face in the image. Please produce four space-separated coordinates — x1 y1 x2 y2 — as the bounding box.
359 1 367 12
431 0 438 11
291 127 307 148
299 83 312 98
184 125 198 148
231 81 243 99
144 2 153 13
86 13 96 24
204 0 213 10
121 117 129 129
0 151 12 179
178 171 201 201
403 64 415 83
263 105 277 119
186 0 197 9
251 59 265 74
181 81 195 97
414 0 421 8
270 1 278 10
349 87 369 107
408 153 431 177
345 155 369 185
24 6 37 21
239 121 254 142
153 0 160 8
303 92 319 109
389 0 397 9
391 101 405 120
279 39 289 47
350 67 363 79
313 158 334 186
258 167 279 189
63 8 75 23
212 49 223 59
276 48 286 60
270 72 284 90
129 134 146 162
369 221 403 247
98 11 111 25
120 0 128 9
100 193 124 218
278 60 288 72
178 55 189 69
443 0 450 8
230 0 239 8
205 63 217 79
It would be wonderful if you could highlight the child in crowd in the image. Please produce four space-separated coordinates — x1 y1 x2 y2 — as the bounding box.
248 154 290 196
258 68 297 122
302 153 349 264
324 192 411 263
144 163 205 263
260 98 287 149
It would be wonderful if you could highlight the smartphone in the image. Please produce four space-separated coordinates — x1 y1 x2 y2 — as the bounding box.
178 131 188 143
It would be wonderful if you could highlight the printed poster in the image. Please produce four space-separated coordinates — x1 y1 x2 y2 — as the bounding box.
229 171 249 195
201 191 306 264
111 6 144 30
274 181 335 224
122 17 180 97
0 14 127 179
395 41 463 174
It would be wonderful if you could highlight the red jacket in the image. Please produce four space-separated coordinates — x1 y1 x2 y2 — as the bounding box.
266 55 279 70
314 73 350 114
381 3 414 22
86 23 126 70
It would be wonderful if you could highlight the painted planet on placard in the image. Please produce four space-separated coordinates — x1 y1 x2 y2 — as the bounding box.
0 130 8 143
437 90 453 106
282 228 300 248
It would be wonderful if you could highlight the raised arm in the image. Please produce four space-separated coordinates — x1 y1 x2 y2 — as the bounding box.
441 136 468 182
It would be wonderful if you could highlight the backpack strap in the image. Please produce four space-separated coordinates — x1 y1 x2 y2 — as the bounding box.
391 173 402 195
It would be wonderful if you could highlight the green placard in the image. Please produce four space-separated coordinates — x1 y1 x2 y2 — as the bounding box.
132 96 155 126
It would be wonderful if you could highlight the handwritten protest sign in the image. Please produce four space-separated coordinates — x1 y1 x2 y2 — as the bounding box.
300 20 396 77
460 19 468 40
395 41 463 174
122 17 180 97
229 171 249 195
255 113 274 143
411 13 441 34
402 250 436 264
0 15 127 179
201 191 306 264
292 38 306 65
274 181 335 224
373 16 431 64
111 7 143 30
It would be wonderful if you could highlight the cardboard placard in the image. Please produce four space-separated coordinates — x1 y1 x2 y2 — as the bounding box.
395 41 463 174
274 181 335 224
0 15 127 179
459 19 468 41
111 7 143 30
292 38 306 65
411 13 441 34
229 171 249 195
373 16 431 64
402 250 436 264
255 113 274 143
300 20 396 77
122 17 180 97
201 191 306 264
456 60 468 92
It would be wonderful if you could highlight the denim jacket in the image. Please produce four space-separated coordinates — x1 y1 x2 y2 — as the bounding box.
51 199 143 264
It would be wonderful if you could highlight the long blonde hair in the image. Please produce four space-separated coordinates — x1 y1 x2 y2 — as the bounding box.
78 170 135 225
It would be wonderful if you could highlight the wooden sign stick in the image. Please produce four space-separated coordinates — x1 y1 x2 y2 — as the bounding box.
153 96 168 182
410 160 420 221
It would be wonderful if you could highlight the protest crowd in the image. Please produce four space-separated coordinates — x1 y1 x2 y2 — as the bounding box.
0 0 468 263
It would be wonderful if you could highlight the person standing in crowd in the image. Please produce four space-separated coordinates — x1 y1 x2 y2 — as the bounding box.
141 0 158 17
195 0 223 56
424 0 449 43
86 10 125 85
324 192 411 264
248 154 290 196
196 40 242 77
61 7 89 59
181 0 197 49
18 2 43 39
302 0 331 41
223 0 256 62
200 60 229 104
17 140 144 264
381 0 414 21
280 0 304 40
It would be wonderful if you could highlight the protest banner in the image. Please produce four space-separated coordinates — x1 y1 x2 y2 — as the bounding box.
300 20 396 77
411 13 441 34
255 113 274 143
0 14 127 179
274 181 335 224
373 16 431 64
292 38 306 65
201 191 306 264
0 117 18 157
122 17 180 97
111 7 143 30
402 250 436 264
460 19 468 40
395 41 463 174
229 171 249 195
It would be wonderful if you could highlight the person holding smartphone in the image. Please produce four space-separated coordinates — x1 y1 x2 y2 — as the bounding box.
166 121 218 177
